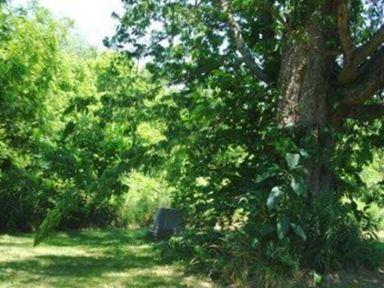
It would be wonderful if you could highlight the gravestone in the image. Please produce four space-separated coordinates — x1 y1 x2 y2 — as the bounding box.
150 208 183 239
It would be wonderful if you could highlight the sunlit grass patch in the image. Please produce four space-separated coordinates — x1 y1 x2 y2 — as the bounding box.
0 229 213 288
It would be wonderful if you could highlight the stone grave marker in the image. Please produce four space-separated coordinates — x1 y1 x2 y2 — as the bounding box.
150 208 183 239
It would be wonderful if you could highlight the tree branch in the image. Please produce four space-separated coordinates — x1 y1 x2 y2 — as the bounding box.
337 0 354 62
353 25 384 67
219 0 272 84
340 47 384 105
338 23 384 84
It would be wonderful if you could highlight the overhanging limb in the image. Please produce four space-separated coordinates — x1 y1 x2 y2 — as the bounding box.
219 0 272 84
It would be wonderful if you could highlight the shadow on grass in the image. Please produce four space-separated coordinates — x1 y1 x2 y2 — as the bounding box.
44 229 150 248
323 239 384 288
0 253 157 277
0 229 197 287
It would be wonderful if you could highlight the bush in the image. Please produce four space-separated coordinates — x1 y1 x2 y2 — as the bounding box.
113 171 172 228
161 192 383 288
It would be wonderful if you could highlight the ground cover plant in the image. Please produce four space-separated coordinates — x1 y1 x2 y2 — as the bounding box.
0 0 384 287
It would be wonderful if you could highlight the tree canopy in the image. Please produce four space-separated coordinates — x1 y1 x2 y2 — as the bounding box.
0 1 383 286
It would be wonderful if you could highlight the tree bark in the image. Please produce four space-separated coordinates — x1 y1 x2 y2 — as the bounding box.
277 18 334 195
217 1 384 196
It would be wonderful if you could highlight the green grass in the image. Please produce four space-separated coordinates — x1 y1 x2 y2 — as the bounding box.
1 229 382 288
323 234 384 288
0 229 213 288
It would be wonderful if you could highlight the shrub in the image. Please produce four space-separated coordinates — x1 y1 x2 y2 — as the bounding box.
113 171 172 227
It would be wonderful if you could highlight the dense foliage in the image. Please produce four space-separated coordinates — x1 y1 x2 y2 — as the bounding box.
0 4 170 233
0 5 65 230
107 0 384 285
0 1 383 287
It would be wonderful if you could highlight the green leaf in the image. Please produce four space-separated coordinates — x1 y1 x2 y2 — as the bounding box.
277 216 290 240
290 177 306 196
267 186 282 210
291 223 307 241
313 272 323 285
194 245 206 257
252 237 260 248
255 172 272 183
285 153 300 169
299 149 309 159
255 165 279 183
259 223 274 236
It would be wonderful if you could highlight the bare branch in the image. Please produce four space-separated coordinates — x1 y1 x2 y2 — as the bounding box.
337 1 354 62
219 0 272 84
340 48 384 105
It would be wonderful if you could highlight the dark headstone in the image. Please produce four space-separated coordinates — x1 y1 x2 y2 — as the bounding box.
150 208 183 239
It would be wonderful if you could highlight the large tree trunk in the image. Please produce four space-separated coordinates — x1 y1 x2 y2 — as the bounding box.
277 19 335 195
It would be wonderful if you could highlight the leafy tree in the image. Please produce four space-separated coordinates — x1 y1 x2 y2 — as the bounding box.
0 4 69 230
34 50 172 241
2 1 383 284
0 4 169 233
108 0 384 279
110 0 384 195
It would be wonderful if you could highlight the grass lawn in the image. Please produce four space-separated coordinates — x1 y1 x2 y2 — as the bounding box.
0 229 213 288
323 233 384 288
0 229 383 288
